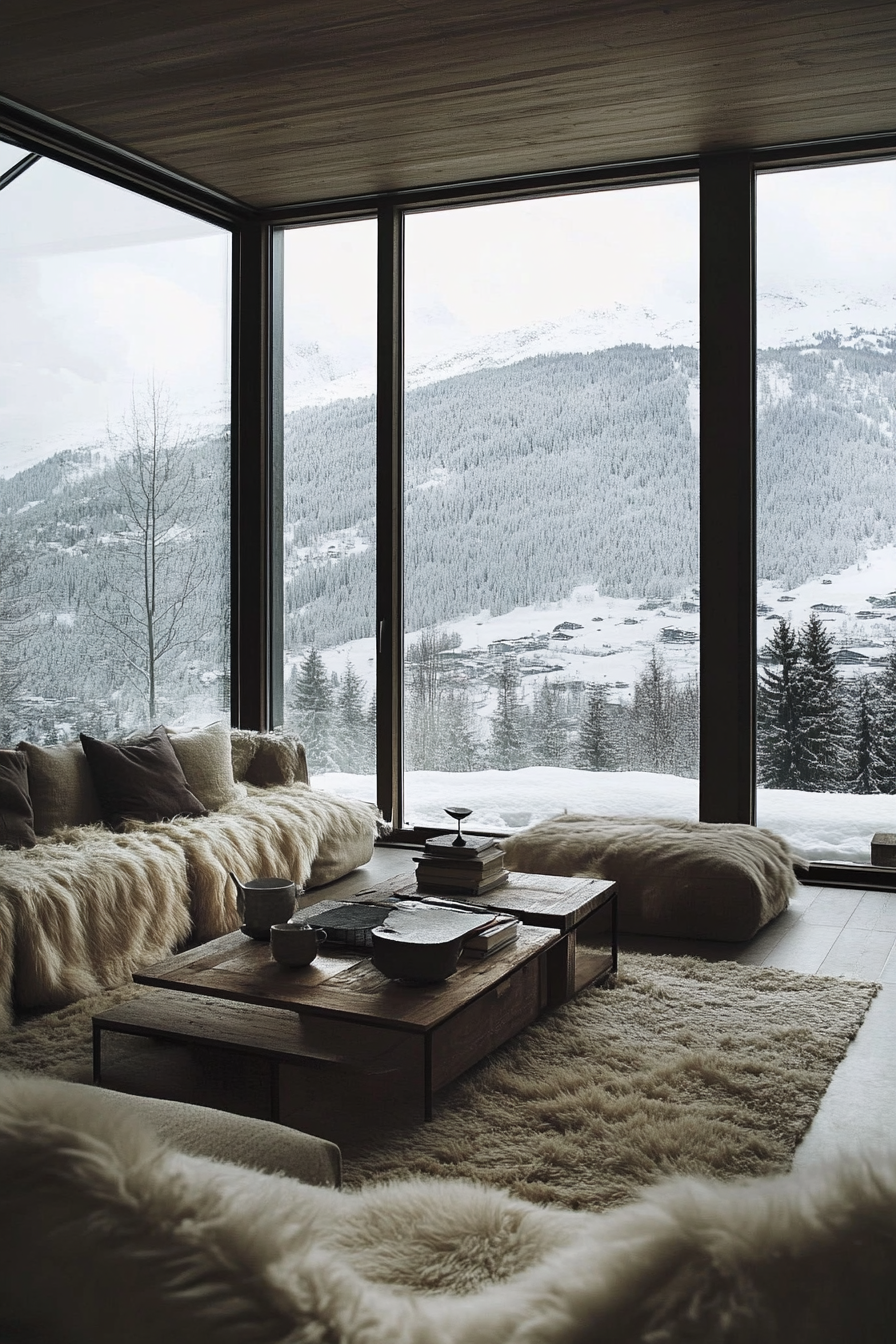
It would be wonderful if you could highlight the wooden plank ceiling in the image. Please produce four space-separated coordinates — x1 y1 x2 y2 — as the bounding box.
1 0 896 209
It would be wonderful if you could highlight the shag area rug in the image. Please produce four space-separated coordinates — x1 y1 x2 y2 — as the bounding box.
0 954 876 1211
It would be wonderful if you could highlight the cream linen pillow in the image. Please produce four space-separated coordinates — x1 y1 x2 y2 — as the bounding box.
166 721 246 812
16 739 104 835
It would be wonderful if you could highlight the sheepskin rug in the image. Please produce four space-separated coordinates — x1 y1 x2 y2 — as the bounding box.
1 1072 895 1344
0 956 876 1212
501 813 799 940
0 784 377 1029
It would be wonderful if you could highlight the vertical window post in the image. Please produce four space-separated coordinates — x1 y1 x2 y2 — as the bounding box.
376 202 404 826
699 154 756 822
231 219 281 730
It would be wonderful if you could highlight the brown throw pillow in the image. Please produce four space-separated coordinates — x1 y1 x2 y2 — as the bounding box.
80 726 208 829
16 739 104 835
0 749 36 849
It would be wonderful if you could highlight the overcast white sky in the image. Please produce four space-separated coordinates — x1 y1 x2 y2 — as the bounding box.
3 143 896 476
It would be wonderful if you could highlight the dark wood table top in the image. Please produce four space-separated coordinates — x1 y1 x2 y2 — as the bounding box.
134 923 558 1033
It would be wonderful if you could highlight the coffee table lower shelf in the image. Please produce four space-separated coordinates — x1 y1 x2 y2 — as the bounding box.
97 930 555 1122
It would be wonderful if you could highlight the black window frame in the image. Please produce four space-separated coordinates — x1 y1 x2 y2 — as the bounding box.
3 93 896 880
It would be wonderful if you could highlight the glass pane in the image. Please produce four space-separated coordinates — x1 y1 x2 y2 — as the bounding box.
0 157 231 742
757 159 896 865
281 221 377 800
403 185 699 830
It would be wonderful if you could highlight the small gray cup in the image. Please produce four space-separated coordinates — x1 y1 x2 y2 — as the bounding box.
270 922 326 967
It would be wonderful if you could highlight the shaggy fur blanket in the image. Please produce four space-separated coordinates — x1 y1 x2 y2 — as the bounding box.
0 1073 894 1344
0 785 377 1029
501 813 799 941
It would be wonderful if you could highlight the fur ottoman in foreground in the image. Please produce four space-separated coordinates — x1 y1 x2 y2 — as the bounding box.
501 813 801 940
0 1073 894 1344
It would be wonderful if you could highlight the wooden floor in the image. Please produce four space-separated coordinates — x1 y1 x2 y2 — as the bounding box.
621 883 896 1166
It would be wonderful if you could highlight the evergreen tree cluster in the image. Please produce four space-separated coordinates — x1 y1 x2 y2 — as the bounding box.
758 613 896 792
286 638 699 779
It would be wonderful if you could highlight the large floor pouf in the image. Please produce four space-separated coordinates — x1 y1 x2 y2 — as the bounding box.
500 813 799 941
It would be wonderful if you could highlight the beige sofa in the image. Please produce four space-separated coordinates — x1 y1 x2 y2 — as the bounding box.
0 728 380 1030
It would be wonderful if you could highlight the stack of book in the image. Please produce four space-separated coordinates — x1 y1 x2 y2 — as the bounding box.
462 912 520 959
413 833 509 898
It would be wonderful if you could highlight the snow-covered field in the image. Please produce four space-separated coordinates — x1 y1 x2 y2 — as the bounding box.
314 766 896 865
295 539 896 714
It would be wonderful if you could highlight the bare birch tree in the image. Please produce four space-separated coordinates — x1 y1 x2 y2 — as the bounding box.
89 381 210 723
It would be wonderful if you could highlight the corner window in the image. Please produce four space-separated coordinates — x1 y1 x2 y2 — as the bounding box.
0 146 231 742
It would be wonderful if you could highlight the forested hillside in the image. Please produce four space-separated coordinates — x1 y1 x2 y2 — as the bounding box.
0 429 229 741
284 344 700 651
6 337 896 746
285 340 896 653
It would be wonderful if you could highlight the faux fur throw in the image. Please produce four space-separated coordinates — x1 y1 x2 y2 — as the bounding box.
1 1072 895 1344
0 829 192 1030
501 814 798 941
138 783 379 938
0 784 377 1029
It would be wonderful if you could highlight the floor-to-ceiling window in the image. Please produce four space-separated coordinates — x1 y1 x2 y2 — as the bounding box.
0 142 231 742
280 219 377 799
756 157 896 864
401 185 700 829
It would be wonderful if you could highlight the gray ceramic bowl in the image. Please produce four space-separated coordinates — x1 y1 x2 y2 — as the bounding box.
370 927 463 983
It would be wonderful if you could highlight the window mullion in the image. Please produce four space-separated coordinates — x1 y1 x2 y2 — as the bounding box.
376 202 405 826
698 153 757 822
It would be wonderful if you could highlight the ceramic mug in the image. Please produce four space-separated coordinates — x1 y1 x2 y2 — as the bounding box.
230 873 298 939
270 922 326 967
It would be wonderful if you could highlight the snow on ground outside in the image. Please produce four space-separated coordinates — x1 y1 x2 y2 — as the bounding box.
291 585 702 707
291 540 896 707
313 767 895 865
757 543 896 672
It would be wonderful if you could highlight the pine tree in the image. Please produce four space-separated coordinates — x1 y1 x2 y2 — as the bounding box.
873 646 896 792
792 612 847 791
438 687 481 771
334 659 370 772
629 648 676 773
849 675 885 794
757 619 801 788
577 684 617 771
292 647 335 772
530 679 570 766
488 656 526 769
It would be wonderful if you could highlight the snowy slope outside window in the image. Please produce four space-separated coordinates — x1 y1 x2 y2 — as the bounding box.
756 158 896 863
281 220 377 794
0 143 231 743
401 186 700 827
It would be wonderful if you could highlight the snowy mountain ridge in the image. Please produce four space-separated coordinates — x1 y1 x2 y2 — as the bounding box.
284 282 896 411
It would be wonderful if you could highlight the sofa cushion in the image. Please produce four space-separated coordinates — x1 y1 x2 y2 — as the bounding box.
230 729 308 787
166 721 245 811
16 739 103 835
80 727 207 829
0 750 35 850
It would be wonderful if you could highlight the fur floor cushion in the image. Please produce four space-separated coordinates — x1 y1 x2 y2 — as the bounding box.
0 1073 895 1344
501 814 799 941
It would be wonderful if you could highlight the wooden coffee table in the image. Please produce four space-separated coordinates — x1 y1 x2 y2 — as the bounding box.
94 862 616 1122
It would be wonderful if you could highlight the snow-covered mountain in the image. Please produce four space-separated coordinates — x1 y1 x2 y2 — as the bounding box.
284 285 896 412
